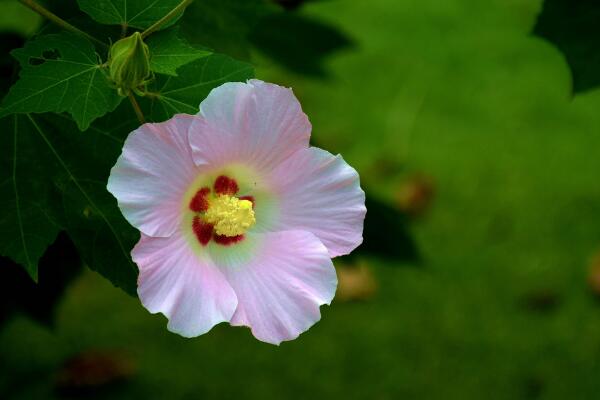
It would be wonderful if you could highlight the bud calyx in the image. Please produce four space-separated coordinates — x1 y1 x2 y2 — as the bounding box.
109 32 151 96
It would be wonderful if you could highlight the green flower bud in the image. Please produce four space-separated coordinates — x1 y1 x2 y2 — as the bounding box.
109 32 151 96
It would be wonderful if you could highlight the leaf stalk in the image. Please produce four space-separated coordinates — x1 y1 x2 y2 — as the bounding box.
128 93 146 125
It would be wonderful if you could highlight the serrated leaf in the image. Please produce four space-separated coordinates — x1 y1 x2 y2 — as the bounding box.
146 27 210 76
141 52 253 121
533 0 600 94
0 32 122 130
77 0 184 30
0 114 63 280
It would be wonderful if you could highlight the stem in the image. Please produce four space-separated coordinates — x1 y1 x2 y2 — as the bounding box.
18 0 108 48
128 93 145 124
141 0 194 39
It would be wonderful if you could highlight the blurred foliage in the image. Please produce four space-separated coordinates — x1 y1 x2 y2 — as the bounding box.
181 0 353 76
0 0 42 37
249 12 353 76
344 196 419 263
181 0 276 60
534 0 600 94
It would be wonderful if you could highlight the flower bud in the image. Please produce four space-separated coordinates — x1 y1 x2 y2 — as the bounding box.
109 32 151 96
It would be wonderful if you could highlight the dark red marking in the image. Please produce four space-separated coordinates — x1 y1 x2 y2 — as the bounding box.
189 187 211 212
214 175 239 195
238 195 255 208
192 216 214 246
213 234 244 246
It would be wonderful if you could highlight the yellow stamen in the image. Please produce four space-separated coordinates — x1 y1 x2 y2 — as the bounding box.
204 195 255 237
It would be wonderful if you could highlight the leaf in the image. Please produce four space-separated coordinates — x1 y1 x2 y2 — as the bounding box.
146 27 210 76
60 179 139 295
0 109 137 293
35 112 140 295
249 12 354 76
0 32 122 130
141 52 254 121
533 0 600 94
0 114 63 280
0 232 82 328
77 0 184 30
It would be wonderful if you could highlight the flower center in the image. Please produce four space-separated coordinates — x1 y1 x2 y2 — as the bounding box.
204 195 256 237
188 175 256 246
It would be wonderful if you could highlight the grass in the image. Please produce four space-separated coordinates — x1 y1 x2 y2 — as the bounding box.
3 0 600 398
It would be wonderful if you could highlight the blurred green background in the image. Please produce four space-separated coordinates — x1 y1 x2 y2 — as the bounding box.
3 0 600 398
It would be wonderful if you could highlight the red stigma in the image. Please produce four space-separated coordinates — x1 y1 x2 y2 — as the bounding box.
192 216 213 246
214 175 239 195
239 195 255 207
213 234 244 246
189 187 210 212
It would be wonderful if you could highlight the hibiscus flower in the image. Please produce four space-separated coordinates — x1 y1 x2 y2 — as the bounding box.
108 80 366 344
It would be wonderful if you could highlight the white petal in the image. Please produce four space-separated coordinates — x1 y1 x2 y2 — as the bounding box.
133 232 238 337
267 147 366 257
107 114 198 237
189 80 311 173
214 230 337 345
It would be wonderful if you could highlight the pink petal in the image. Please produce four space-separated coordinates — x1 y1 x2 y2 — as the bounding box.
133 232 238 337
107 115 198 237
218 230 337 345
189 80 311 173
267 147 366 257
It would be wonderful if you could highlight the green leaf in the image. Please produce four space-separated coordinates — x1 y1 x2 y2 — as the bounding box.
146 27 210 76
36 112 140 295
60 178 139 295
533 0 600 94
0 114 63 281
0 32 122 130
77 0 184 30
141 52 253 121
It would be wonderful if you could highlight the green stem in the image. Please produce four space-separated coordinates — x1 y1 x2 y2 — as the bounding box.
141 0 194 39
18 0 107 48
128 93 146 125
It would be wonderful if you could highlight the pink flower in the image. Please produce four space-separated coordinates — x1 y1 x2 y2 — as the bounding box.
107 80 366 345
